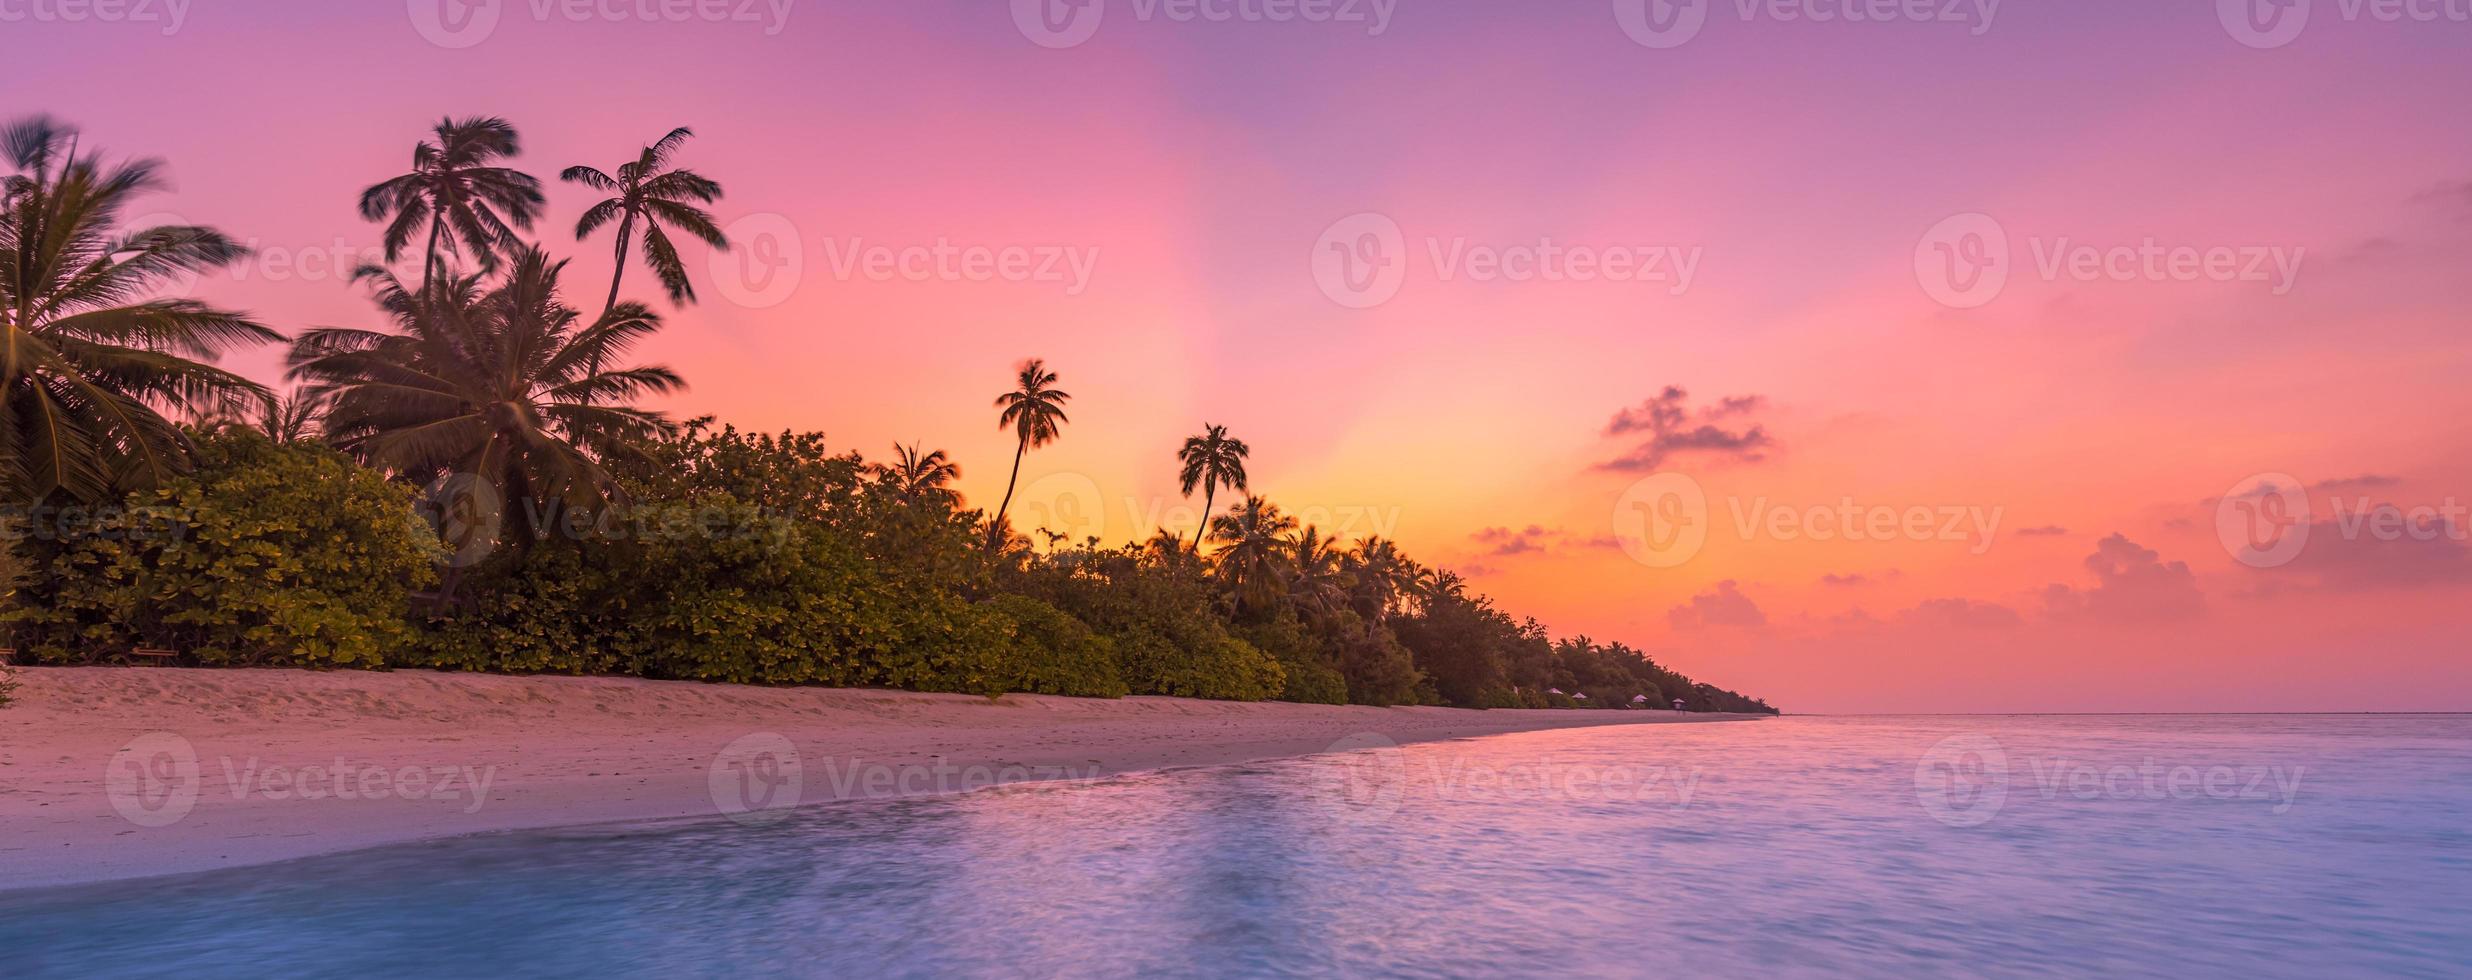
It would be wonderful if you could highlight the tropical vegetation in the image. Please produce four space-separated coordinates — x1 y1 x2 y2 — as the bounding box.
0 113 1777 715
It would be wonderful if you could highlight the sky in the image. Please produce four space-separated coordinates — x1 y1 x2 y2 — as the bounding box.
6 0 2468 712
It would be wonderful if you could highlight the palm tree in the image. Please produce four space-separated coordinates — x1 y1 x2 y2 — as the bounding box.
358 116 545 295
1207 494 1296 614
988 358 1070 549
1344 535 1417 622
561 127 728 315
870 442 961 508
1283 525 1353 621
203 389 325 446
288 247 682 582
1176 422 1248 555
0 115 279 504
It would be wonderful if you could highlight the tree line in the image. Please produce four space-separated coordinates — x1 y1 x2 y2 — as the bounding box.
0 113 1776 714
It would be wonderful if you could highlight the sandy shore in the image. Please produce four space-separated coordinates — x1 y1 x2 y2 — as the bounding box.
0 667 1759 891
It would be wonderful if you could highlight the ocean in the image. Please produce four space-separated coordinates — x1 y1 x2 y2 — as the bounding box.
4 714 2467 978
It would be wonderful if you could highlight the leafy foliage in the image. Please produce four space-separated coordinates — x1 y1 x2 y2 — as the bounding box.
4 430 435 666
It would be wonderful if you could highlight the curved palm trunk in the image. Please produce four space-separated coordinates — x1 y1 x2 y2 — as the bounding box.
586 211 636 409
989 437 1026 549
1193 482 1215 556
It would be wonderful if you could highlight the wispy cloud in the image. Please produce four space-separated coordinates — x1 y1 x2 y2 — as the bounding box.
1595 386 1774 471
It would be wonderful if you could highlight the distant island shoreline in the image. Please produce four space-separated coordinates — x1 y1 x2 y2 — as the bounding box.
0 667 1763 892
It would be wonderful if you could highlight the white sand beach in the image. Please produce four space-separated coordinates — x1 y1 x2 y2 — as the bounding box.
0 667 1759 890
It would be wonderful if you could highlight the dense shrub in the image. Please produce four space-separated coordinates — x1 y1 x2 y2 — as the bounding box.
1236 616 1348 706
974 594 1127 698
3 432 434 667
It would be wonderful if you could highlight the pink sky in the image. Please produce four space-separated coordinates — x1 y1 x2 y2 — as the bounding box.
9 1 2468 711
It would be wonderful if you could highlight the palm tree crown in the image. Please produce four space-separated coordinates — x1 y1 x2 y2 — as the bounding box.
287 247 683 565
562 127 728 313
0 115 279 503
358 116 544 293
870 442 961 508
1208 494 1297 614
1176 422 1248 554
988 357 1070 548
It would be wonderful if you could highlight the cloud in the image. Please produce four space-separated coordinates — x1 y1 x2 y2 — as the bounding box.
2015 525 2068 537
2410 179 2472 212
1469 525 1626 558
1472 524 1554 556
1596 386 1774 471
1668 580 1767 630
2313 475 2401 492
1820 573 1869 587
2042 534 2205 623
1898 597 2025 630
2250 508 2472 594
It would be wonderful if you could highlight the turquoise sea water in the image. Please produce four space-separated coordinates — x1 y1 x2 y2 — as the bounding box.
4 714 2468 978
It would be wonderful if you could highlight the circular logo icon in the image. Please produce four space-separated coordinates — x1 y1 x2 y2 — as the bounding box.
1613 472 1709 568
1613 0 1709 48
1019 471 1108 546
408 0 502 49
709 732 803 826
2218 0 2309 49
123 212 204 300
1322 732 1407 826
106 731 201 828
2217 472 2311 568
1012 0 1105 48
1311 212 1408 309
1915 212 2010 309
1914 733 2007 828
710 213 803 310
415 473 504 569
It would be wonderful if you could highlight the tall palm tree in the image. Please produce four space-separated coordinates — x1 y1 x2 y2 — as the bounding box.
358 116 544 295
288 247 682 580
869 442 961 508
1207 494 1296 614
561 127 728 315
0 115 279 504
1176 422 1248 555
988 358 1069 549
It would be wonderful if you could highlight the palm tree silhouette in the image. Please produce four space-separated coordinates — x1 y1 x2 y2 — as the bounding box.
560 127 728 315
870 442 961 508
1283 525 1352 621
358 116 544 295
289 247 682 587
0 115 279 504
1208 494 1296 614
1176 422 1248 555
988 358 1070 549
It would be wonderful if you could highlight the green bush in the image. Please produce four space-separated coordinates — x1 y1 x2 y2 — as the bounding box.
4 432 435 667
1236 617 1347 705
0 664 17 709
974 594 1127 698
